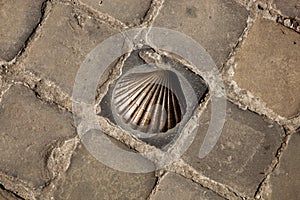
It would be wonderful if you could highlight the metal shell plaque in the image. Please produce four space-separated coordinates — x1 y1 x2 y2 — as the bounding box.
112 69 187 135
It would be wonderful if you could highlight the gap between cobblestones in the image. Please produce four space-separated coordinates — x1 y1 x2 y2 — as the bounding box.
0 0 299 199
61 0 128 30
0 183 25 200
254 131 293 199
0 173 37 200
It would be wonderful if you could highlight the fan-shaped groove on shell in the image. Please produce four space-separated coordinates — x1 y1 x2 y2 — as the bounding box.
113 69 186 134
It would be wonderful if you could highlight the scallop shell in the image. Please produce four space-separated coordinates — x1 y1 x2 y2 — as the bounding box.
112 69 187 134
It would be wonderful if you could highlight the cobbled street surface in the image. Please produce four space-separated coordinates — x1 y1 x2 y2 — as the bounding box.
0 0 299 199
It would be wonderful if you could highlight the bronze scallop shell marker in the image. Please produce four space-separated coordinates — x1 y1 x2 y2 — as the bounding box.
112 69 187 134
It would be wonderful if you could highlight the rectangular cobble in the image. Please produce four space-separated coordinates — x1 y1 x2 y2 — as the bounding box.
231 18 300 118
52 142 156 200
270 132 300 200
153 0 249 68
0 85 75 188
21 2 118 95
0 0 45 61
183 101 284 197
0 186 20 200
78 0 152 26
272 0 300 18
151 173 226 200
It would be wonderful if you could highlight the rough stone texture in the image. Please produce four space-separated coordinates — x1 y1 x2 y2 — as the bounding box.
233 19 300 118
151 173 225 200
54 143 157 200
273 0 300 18
153 0 249 68
82 0 152 25
0 85 75 188
22 2 117 95
183 101 283 196
270 132 300 200
0 0 44 61
0 187 20 200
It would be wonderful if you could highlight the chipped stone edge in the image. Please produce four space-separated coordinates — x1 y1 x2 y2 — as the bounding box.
167 159 246 200
1 0 298 199
0 173 37 200
61 0 128 31
95 52 131 111
254 132 293 199
10 0 53 66
0 76 12 105
140 0 165 28
0 183 24 200
39 136 80 199
146 172 168 200
220 1 300 198
268 0 300 33
7 67 72 112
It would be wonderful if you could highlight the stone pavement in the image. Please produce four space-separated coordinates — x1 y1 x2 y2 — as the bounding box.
0 0 299 200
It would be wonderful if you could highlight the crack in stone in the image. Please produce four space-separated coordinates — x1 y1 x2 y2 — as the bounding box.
0 76 11 105
140 0 165 27
61 0 128 31
146 172 168 200
11 0 53 65
0 183 25 200
95 52 131 112
0 0 298 199
254 132 292 199
167 159 247 200
0 173 38 200
6 68 72 112
40 137 80 199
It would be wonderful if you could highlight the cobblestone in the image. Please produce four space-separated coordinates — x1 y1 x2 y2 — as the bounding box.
78 0 152 26
183 101 284 197
21 2 117 95
0 186 20 200
0 0 299 199
0 0 45 61
232 18 300 118
270 132 300 200
151 173 226 200
273 0 300 18
53 143 156 199
0 85 75 188
153 0 249 68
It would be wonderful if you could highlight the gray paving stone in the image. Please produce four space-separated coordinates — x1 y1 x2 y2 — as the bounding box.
22 2 117 95
0 85 75 188
0 0 44 61
153 0 249 68
273 0 300 18
152 173 225 200
270 132 300 200
54 143 157 200
233 18 300 118
81 0 152 25
183 101 283 196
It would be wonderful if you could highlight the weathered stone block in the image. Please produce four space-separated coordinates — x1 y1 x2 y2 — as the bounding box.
54 143 157 199
183 101 283 196
233 18 300 118
81 0 152 25
270 132 300 200
273 0 300 18
22 2 117 94
154 0 249 68
0 0 44 61
151 173 225 200
0 85 75 187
